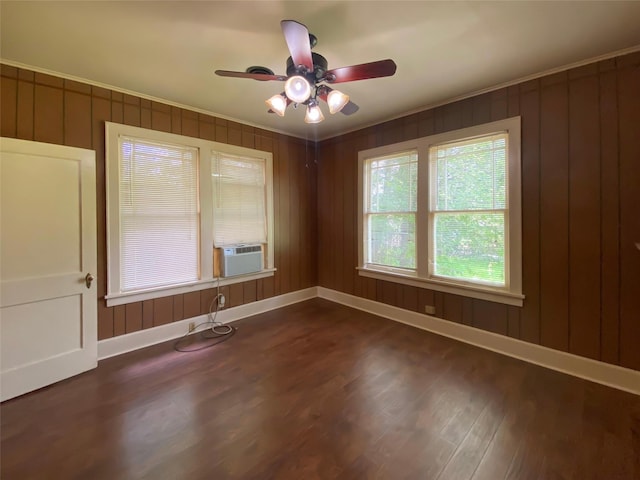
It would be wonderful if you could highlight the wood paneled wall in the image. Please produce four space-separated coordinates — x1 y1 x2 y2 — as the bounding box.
0 65 318 340
317 51 640 372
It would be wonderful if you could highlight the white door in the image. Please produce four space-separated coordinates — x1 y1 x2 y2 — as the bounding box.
1 137 97 402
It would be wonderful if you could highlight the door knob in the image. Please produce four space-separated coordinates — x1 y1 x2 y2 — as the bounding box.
85 273 95 289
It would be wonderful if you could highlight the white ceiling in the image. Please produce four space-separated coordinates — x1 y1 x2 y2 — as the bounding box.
2 1 639 141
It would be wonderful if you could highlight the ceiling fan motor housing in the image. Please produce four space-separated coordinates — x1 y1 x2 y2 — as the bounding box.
286 52 328 82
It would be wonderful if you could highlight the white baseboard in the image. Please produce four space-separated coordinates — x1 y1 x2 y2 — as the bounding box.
97 287 318 360
317 287 640 396
98 285 639 396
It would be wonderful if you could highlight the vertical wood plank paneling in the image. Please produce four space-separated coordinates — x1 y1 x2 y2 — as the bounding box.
381 281 396 306
125 302 143 333
229 283 243 308
262 276 275 299
243 280 257 304
443 294 463 324
598 65 620 365
402 286 419 312
256 279 264 301
472 92 492 125
462 298 473 326
539 73 570 352
278 137 291 294
183 291 200 319
199 114 215 141
111 100 123 124
473 300 508 335
91 92 111 303
442 101 463 132
568 70 601 360
16 79 34 140
316 143 331 287
227 121 242 146
97 302 113 340
200 288 216 315
1 66 315 344
288 142 301 292
434 291 444 318
34 72 63 88
123 100 141 127
63 91 91 149
491 88 508 121
173 295 184 322
170 107 182 134
215 118 228 143
34 84 63 144
142 300 154 329
617 63 640 371
151 101 171 132
1 75 17 137
3 52 638 371
271 139 281 295
507 306 520 339
182 110 199 138
418 289 435 314
113 305 126 336
241 125 254 149
154 296 173 326
300 142 311 288
518 81 540 344
460 98 475 128
141 104 151 129
342 139 356 295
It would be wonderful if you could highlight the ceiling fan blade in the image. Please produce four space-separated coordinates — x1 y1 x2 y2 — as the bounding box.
339 100 359 116
215 70 287 81
317 87 360 116
324 59 397 83
281 20 314 71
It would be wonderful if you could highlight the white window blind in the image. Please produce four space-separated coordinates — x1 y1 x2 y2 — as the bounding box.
119 137 200 291
429 133 507 285
212 153 267 247
365 151 418 270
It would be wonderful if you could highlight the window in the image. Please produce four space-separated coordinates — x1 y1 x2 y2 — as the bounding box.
364 151 417 271
212 153 267 247
358 117 522 306
106 123 274 306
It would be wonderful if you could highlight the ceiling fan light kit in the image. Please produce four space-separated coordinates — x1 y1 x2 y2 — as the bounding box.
215 20 397 125
284 75 312 103
265 93 287 116
304 102 325 124
327 89 350 114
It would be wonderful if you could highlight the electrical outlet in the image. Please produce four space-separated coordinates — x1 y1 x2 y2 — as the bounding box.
424 305 436 315
188 321 196 332
219 294 226 308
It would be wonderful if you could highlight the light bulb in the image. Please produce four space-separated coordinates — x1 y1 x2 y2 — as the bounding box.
284 75 312 104
265 94 287 116
327 89 349 114
304 103 325 124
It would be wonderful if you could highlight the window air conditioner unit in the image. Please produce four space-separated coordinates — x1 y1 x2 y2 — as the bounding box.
221 244 263 277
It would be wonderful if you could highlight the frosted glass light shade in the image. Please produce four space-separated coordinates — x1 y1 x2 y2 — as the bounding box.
304 104 325 124
284 76 312 104
327 89 349 114
265 94 287 116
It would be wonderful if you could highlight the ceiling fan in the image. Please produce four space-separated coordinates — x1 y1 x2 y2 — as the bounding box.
215 20 397 124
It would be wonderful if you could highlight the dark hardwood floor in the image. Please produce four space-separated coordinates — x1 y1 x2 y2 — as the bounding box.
2 298 639 479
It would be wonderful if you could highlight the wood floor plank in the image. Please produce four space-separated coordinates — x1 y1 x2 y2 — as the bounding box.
1 298 639 480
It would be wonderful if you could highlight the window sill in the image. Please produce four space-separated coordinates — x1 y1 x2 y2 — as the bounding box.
105 268 277 307
357 267 524 307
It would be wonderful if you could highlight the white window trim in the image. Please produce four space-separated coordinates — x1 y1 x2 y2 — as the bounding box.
357 117 523 307
105 122 274 306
